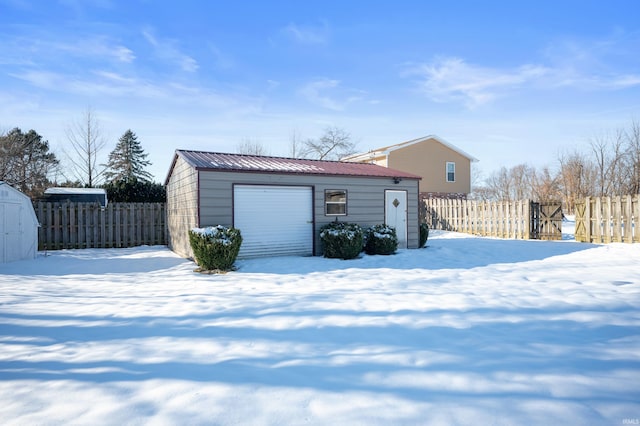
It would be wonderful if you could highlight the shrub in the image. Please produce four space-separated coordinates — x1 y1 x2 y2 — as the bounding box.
320 221 363 259
102 177 166 202
364 224 398 255
419 223 429 248
189 225 242 272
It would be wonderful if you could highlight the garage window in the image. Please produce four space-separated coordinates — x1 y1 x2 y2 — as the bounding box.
325 190 347 216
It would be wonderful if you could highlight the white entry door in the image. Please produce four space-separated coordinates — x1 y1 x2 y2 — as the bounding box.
1 203 22 263
385 190 408 249
234 185 313 258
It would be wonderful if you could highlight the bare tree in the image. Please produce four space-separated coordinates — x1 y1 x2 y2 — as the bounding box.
289 129 307 158
557 149 595 214
303 126 357 160
236 138 270 156
64 107 107 187
469 163 487 200
484 166 512 201
480 163 563 203
531 166 561 202
510 163 535 200
624 119 640 194
482 164 535 201
590 130 626 197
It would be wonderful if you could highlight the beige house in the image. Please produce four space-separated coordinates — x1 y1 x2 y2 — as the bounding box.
342 135 478 199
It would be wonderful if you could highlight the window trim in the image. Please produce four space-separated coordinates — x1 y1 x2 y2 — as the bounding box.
324 189 347 216
446 162 456 183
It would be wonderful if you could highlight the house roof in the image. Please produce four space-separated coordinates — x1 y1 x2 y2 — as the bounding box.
45 187 107 195
342 135 479 163
166 150 422 184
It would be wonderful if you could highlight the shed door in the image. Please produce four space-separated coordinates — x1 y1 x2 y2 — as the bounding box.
1 203 22 263
234 185 313 258
385 190 408 249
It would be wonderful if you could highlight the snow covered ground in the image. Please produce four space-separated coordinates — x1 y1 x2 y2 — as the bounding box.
1 230 639 425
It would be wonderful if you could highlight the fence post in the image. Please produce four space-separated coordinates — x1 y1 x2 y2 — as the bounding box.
584 196 591 242
634 195 640 243
623 195 632 243
480 201 487 236
612 196 622 242
602 197 611 243
594 197 602 243
470 200 477 235
524 200 531 240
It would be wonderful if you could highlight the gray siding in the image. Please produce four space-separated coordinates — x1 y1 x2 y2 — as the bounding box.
197 170 419 255
166 156 199 258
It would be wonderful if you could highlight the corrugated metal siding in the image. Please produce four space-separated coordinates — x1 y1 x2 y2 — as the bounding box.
176 150 422 179
166 156 199 258
234 185 313 258
197 170 420 255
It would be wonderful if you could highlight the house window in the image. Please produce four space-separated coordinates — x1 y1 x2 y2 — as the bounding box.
325 190 347 215
446 162 456 182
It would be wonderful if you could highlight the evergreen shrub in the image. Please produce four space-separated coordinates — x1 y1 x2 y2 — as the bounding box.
320 221 363 259
364 224 398 255
419 223 429 248
189 225 242 272
102 178 166 202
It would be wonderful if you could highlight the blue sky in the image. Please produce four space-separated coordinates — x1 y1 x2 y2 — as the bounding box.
1 0 639 182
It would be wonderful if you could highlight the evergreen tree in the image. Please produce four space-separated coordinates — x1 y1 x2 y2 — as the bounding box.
104 130 152 183
0 127 59 197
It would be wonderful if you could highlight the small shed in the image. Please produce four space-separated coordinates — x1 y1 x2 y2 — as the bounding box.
0 182 39 263
43 187 108 207
165 150 422 259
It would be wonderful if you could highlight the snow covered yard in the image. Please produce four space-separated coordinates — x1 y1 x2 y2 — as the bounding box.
1 231 639 425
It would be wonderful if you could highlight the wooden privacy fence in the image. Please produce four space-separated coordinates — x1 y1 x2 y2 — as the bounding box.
574 195 640 243
422 198 562 240
34 202 168 250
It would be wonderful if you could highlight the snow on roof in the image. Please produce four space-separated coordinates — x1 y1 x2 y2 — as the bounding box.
45 187 107 195
172 150 422 180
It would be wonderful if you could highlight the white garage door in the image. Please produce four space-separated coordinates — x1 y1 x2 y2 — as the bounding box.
234 185 313 258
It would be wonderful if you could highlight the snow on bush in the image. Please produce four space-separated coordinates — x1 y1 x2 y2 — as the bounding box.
188 225 242 272
364 224 398 255
320 221 363 260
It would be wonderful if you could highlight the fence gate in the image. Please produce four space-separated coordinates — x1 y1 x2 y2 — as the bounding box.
530 202 540 239
531 202 562 240
574 202 587 242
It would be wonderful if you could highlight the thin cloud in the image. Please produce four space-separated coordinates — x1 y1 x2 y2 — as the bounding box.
142 28 198 72
541 32 640 91
266 80 280 91
9 68 241 108
609 75 640 88
406 51 640 108
282 21 330 45
0 33 135 65
405 57 549 108
298 78 368 111
208 43 234 70
112 45 135 63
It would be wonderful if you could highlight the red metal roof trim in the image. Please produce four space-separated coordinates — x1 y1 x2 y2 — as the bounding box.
176 150 421 179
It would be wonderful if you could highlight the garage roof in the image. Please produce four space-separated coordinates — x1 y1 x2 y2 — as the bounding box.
170 150 422 181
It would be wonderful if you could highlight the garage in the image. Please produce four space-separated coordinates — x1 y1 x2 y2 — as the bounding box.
234 185 313 258
165 150 421 259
